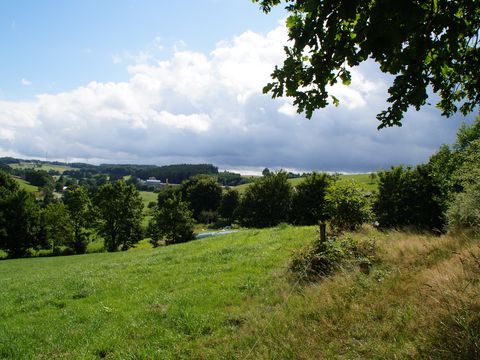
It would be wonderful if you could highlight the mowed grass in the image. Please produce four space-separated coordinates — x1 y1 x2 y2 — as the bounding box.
1 226 477 359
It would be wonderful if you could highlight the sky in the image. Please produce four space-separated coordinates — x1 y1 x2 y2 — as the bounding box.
0 1 476 174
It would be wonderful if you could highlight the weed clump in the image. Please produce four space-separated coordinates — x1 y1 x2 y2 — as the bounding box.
290 233 377 282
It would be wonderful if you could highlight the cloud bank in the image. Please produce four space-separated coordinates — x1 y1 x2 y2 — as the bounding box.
0 25 472 172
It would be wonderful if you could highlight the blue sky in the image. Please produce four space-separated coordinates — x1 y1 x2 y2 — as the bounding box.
0 0 284 100
0 1 475 174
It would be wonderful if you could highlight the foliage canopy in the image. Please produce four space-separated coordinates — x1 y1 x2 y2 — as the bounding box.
255 0 480 128
95 181 144 252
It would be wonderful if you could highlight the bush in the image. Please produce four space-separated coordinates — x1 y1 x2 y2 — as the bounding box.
236 171 292 228
290 234 377 282
290 237 345 282
326 181 372 231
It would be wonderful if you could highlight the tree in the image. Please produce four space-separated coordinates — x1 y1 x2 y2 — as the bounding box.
0 186 42 258
373 165 444 230
41 203 74 254
262 168 271 177
147 194 195 246
291 172 331 225
237 171 292 228
180 175 223 221
96 181 144 252
218 188 240 224
254 0 480 128
63 186 94 254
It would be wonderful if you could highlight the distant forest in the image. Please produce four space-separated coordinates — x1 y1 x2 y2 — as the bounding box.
0 157 247 186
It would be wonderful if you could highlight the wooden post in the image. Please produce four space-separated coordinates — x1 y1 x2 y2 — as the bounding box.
319 222 326 243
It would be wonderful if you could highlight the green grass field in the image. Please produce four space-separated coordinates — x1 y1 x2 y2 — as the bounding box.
139 191 157 209
13 177 39 193
9 163 75 174
0 226 314 359
0 225 478 358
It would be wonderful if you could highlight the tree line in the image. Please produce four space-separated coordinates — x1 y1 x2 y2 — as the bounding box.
1 115 478 257
0 176 144 258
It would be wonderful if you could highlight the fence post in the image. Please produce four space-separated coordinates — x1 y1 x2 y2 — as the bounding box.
319 222 326 243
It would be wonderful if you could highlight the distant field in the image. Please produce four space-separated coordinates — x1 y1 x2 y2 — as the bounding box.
12 177 39 193
234 173 379 193
139 191 157 209
338 173 379 192
9 163 75 173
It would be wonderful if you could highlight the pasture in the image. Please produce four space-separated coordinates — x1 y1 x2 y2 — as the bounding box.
12 177 39 194
1 225 477 359
9 163 75 174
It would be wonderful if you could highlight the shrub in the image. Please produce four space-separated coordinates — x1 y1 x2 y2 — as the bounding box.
290 234 377 282
326 181 372 231
290 237 345 282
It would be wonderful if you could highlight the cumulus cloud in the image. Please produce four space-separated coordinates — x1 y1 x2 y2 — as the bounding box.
0 25 474 172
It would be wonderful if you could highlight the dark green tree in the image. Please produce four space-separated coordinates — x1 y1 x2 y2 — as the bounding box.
63 186 94 254
0 175 42 258
180 175 222 220
255 0 480 128
291 172 331 225
41 203 74 254
157 185 181 206
237 171 292 228
96 181 143 252
219 188 240 224
147 194 195 246
374 165 444 230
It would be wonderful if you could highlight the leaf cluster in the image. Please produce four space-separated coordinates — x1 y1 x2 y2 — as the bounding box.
255 0 480 127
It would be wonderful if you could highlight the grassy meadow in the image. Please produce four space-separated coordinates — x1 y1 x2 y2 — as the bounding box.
13 177 39 194
1 225 478 359
9 163 75 174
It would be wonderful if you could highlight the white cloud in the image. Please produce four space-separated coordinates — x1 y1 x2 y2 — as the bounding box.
0 25 472 171
21 78 32 86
